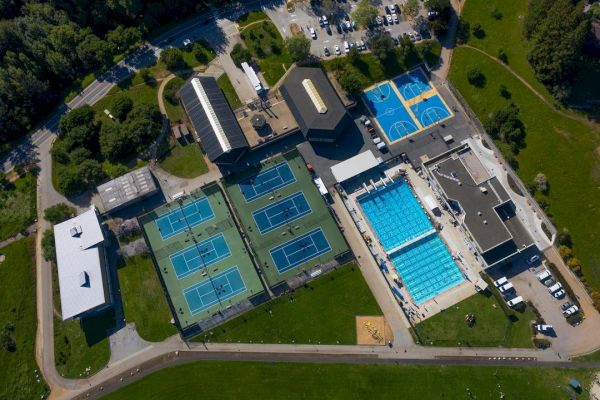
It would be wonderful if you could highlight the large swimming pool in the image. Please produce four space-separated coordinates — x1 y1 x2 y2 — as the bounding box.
358 180 464 304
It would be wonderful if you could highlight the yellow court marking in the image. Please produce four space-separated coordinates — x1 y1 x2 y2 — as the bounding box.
404 88 438 106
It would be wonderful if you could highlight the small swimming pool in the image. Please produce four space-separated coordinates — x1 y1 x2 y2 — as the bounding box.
358 180 464 304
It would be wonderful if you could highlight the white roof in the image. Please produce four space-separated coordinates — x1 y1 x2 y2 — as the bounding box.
302 79 327 114
423 195 439 211
54 207 107 320
313 177 328 195
241 62 262 91
331 150 381 183
191 78 232 153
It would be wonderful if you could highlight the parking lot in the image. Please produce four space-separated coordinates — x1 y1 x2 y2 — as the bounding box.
266 0 428 58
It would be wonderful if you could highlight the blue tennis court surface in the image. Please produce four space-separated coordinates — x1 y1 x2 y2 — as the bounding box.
155 197 214 240
252 192 311 234
270 227 331 273
170 233 231 279
183 266 246 315
393 69 433 101
239 161 296 202
363 83 419 143
410 95 452 128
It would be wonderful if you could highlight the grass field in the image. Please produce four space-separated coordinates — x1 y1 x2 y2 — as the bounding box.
414 292 534 347
158 140 208 178
217 74 242 109
449 47 600 291
237 10 268 28
102 361 592 400
0 238 49 400
162 76 187 123
117 255 177 342
240 20 293 86
0 172 37 241
194 263 381 344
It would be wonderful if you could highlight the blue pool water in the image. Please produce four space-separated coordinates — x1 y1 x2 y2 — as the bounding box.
409 95 452 129
358 180 464 304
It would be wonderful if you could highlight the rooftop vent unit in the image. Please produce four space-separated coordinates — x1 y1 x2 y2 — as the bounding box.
302 79 328 114
480 186 488 194
78 271 90 287
69 225 83 237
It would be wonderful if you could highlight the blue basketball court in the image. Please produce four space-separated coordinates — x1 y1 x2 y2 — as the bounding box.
252 192 312 235
393 69 433 101
169 233 231 279
183 266 246 315
363 83 419 143
239 161 296 202
270 227 331 273
409 95 452 128
155 197 214 240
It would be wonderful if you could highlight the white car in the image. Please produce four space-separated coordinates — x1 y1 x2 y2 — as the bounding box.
324 47 330 56
343 41 350 53
493 277 508 288
506 296 524 308
392 13 399 23
334 45 341 55
498 282 514 293
553 289 566 299
548 282 562 294
182 38 192 47
309 27 317 39
322 15 328 25
534 324 553 334
563 305 579 317
386 14 393 24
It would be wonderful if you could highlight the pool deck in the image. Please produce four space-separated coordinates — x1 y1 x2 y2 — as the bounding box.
341 163 485 322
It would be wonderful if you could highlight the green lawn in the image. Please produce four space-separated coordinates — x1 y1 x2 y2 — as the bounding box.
52 258 111 378
414 292 534 347
0 238 49 400
0 172 37 241
449 47 600 292
117 255 177 342
237 10 268 28
217 74 243 109
573 349 600 362
240 20 293 86
458 0 552 101
162 76 187 123
194 263 381 344
102 361 592 400
158 140 208 178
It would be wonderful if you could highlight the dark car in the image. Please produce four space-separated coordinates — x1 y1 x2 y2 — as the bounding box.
384 5 391 14
336 23 343 33
395 4 401 14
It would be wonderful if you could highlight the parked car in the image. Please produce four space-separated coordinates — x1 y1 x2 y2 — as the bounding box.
563 305 579 317
553 289 566 299
561 301 574 311
548 282 563 294
394 4 401 13
322 15 329 25
493 277 508 288
427 10 439 20
386 14 393 24
384 5 391 14
326 24 332 34
534 324 553 334
543 278 556 288
507 296 524 308
182 38 192 47
414 32 422 41
375 16 383 25
392 13 399 23
408 32 416 42
498 282 515 294
343 41 350 53
334 44 341 55
527 255 541 266
536 269 552 282
318 16 324 27
324 46 330 56
310 27 317 39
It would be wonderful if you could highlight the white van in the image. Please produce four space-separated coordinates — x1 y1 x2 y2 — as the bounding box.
499 282 514 293
548 282 563 293
343 41 350 53
507 296 524 307
493 277 508 288
536 269 552 282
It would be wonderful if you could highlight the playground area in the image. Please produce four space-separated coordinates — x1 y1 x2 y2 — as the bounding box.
355 316 393 346
139 183 264 330
362 68 453 144
224 149 349 287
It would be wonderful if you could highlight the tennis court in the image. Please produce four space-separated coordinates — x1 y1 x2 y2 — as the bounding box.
363 82 419 143
393 69 433 101
252 192 311 235
239 161 296 202
183 266 246 315
170 233 231 279
409 95 452 128
155 197 214 240
270 227 331 273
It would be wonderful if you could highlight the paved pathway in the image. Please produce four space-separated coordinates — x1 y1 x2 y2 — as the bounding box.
0 223 37 250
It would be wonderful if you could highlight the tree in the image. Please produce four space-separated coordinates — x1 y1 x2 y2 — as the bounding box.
160 48 184 71
567 257 582 274
557 228 572 248
111 95 133 121
336 67 362 95
59 105 95 134
63 124 99 152
77 159 105 185
346 46 360 65
351 0 378 28
106 25 141 52
44 203 75 224
57 168 85 196
285 34 311 62
369 33 394 61
192 42 212 64
76 33 114 70
42 229 56 262
230 43 252 67
126 118 160 153
425 0 452 35
533 172 548 194
100 124 130 162
404 0 420 19
466 67 485 87
558 244 573 261
471 22 484 38
497 48 507 63
499 84 511 99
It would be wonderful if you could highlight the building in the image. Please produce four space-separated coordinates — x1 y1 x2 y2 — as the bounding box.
425 145 535 267
179 76 249 165
280 67 350 143
96 166 158 214
53 206 111 320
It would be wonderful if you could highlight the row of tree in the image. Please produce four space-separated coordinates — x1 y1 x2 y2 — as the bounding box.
0 0 202 148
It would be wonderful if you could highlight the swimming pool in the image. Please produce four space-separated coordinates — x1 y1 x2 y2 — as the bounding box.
358 180 464 304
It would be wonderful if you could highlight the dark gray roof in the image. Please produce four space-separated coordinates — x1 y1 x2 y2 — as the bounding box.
179 76 248 164
279 67 349 138
96 167 158 213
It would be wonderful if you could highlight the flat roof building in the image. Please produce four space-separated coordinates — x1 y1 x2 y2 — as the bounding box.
330 150 382 183
280 67 350 143
54 207 111 320
426 146 534 266
179 76 249 164
96 166 158 213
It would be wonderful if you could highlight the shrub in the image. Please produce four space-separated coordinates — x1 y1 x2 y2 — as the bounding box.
466 67 485 87
497 48 508 63
490 7 502 20
499 84 511 99
42 229 56 262
471 23 485 38
160 48 184 71
567 257 582 274
111 95 133 121
57 168 85 196
230 43 252 67
44 203 76 224
285 34 311 62
592 291 600 310
557 229 572 247
533 172 548 194
558 245 573 261
70 147 92 164
192 43 211 64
